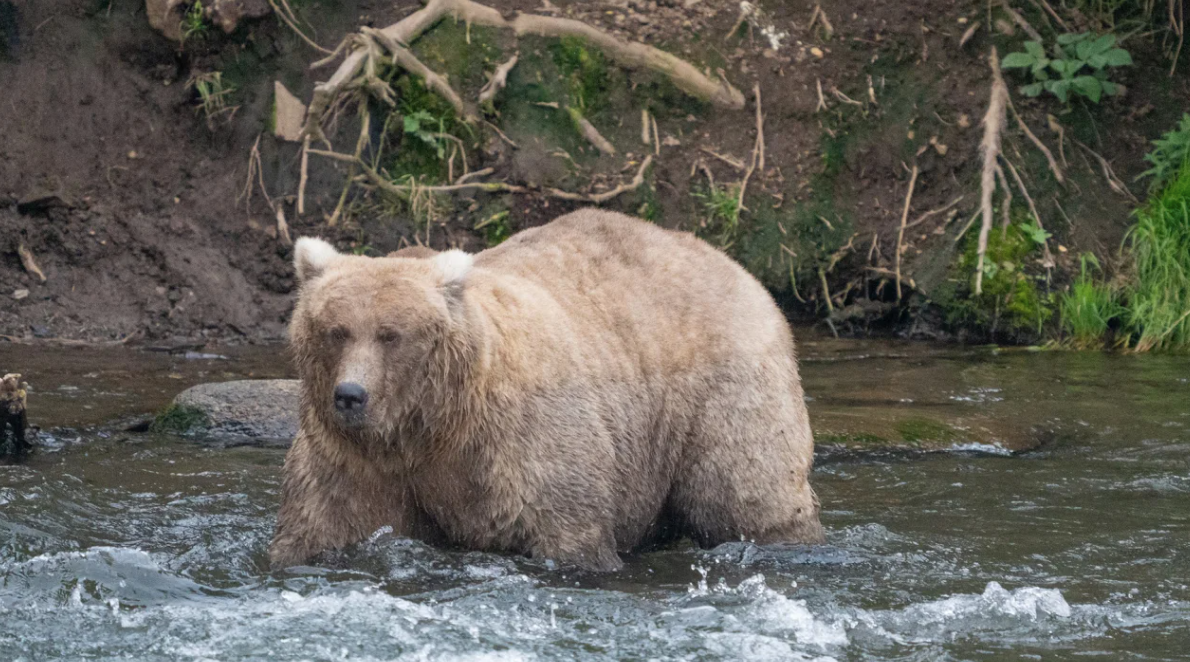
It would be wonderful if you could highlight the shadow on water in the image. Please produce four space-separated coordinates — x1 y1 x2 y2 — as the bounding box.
1 337 1189 660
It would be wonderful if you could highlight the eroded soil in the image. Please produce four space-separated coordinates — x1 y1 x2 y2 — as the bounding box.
1 0 1185 342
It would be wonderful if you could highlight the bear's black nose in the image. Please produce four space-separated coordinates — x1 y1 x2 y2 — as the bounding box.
334 382 369 413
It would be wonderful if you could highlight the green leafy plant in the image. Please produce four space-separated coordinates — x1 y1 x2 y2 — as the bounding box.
1059 253 1123 347
1139 113 1190 193
180 1 209 44
403 110 449 159
1019 220 1053 246
1001 33 1132 103
474 210 512 246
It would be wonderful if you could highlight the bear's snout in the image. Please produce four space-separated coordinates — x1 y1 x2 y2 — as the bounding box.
334 382 369 418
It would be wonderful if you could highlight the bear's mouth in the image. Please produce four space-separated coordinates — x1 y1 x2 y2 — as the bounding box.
334 409 368 429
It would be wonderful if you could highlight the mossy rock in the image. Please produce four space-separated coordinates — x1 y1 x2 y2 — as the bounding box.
150 404 211 435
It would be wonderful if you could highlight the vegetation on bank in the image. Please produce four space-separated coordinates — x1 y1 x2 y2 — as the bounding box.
161 0 1187 351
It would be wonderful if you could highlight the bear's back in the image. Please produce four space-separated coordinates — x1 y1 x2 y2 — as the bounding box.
472 208 793 368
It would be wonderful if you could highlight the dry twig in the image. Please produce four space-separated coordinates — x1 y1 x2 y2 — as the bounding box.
547 156 653 203
1004 158 1054 267
895 164 919 301
17 244 46 282
479 53 519 106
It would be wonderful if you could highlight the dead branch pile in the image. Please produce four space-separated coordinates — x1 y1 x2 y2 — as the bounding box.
291 0 746 217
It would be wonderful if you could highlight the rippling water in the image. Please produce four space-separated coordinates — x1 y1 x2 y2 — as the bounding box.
2 340 1188 660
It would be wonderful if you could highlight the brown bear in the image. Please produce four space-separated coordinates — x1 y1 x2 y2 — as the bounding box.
270 208 823 571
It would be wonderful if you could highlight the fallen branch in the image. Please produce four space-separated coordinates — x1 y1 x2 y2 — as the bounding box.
808 4 835 39
998 0 1044 43
959 20 981 48
17 244 46 282
329 109 371 227
754 82 766 171
267 0 332 54
734 85 765 217
456 167 495 185
310 149 652 205
905 195 964 229
302 0 743 145
895 163 919 301
700 147 746 171
994 163 1013 233
1007 99 1063 184
546 155 653 203
568 108 616 155
1072 138 1139 204
365 27 473 121
479 53 519 107
651 114 661 156
976 48 1009 296
275 207 293 246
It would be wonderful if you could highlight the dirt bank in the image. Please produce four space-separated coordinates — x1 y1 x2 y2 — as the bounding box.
1 0 1185 343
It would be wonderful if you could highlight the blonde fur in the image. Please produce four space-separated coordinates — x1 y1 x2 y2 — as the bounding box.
271 209 823 571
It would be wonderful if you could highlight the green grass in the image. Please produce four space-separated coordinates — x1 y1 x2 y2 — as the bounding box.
1124 159 1190 351
1140 113 1190 194
693 183 741 247
1059 254 1123 347
188 71 237 126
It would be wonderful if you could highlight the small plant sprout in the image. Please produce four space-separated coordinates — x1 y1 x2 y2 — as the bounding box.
1001 33 1132 103
180 1 209 44
1019 220 1053 246
187 72 238 127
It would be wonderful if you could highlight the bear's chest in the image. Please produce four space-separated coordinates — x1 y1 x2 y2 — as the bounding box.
408 454 529 551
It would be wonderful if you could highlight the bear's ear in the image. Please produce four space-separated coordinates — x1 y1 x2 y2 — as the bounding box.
434 249 473 287
294 237 339 284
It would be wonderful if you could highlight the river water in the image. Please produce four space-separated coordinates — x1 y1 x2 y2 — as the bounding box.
1 339 1188 660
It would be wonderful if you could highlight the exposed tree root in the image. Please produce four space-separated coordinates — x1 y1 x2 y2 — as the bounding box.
546 156 653 203
364 27 474 121
570 109 616 155
894 163 919 301
308 149 653 205
1004 158 1054 268
976 48 1009 296
290 0 745 220
479 54 518 107
302 0 743 145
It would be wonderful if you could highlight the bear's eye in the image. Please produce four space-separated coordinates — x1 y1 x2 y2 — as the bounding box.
377 328 401 344
327 327 350 343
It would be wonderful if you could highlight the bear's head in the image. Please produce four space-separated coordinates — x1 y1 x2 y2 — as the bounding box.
290 237 475 438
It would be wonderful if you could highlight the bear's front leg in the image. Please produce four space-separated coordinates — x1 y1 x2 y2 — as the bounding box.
269 431 413 568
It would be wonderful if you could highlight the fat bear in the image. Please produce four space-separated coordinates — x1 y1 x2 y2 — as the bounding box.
270 208 823 571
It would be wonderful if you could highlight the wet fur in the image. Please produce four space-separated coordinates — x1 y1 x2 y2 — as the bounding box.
270 209 824 570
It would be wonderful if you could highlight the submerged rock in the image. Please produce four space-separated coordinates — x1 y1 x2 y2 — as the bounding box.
168 379 299 445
